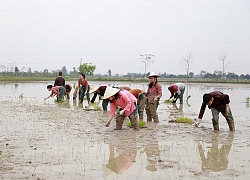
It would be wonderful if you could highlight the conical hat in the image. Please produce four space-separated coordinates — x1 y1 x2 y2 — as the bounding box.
103 87 120 99
148 72 159 78
89 86 99 94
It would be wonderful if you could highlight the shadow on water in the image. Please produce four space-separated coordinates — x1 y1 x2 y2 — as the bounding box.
196 132 234 172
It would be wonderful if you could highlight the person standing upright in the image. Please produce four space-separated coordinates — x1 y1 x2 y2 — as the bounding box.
129 88 147 121
145 72 162 123
54 71 65 87
78 73 90 104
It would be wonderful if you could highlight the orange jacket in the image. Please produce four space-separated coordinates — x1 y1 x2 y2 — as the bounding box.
129 89 144 105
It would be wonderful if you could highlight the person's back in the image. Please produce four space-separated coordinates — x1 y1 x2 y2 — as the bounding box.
54 71 65 87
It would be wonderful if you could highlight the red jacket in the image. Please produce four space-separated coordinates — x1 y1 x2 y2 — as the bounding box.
169 84 178 98
198 91 230 119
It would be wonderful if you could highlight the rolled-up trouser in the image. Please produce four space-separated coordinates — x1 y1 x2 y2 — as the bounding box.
174 87 185 103
58 86 65 101
145 101 159 123
138 93 146 120
211 107 235 131
222 106 235 131
79 85 90 103
115 102 139 130
179 87 185 103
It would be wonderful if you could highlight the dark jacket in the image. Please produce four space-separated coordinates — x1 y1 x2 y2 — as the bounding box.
90 86 107 103
54 76 65 87
198 91 230 119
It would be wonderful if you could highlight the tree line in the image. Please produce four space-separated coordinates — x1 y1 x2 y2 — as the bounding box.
0 61 249 80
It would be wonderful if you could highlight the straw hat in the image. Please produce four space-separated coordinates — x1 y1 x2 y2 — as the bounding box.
145 164 157 172
103 87 120 99
148 72 159 78
89 86 99 94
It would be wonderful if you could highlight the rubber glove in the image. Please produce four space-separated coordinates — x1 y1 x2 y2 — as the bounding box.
154 96 159 102
119 109 125 115
194 119 201 127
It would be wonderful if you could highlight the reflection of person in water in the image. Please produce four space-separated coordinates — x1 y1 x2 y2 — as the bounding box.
104 136 137 174
168 103 184 121
145 130 161 172
197 132 234 172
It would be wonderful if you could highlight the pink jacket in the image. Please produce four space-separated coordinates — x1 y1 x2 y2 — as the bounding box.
109 90 137 118
51 86 60 97
147 82 162 103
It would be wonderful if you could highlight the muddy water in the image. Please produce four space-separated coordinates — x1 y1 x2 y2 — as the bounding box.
0 82 250 179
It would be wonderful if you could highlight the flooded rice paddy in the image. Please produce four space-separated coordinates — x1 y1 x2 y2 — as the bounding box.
0 82 250 179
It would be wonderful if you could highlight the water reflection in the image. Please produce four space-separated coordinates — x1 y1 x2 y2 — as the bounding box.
73 99 77 107
168 103 184 121
104 136 137 174
14 83 18 90
145 131 160 172
56 99 71 108
197 132 234 172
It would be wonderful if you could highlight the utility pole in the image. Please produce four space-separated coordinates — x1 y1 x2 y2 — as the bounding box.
140 54 154 77
80 58 82 66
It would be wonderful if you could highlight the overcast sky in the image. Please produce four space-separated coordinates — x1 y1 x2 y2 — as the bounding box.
0 0 250 75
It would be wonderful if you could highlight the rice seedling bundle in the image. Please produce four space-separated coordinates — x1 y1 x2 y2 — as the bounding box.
54 99 65 102
176 116 192 123
127 121 147 128
164 99 173 103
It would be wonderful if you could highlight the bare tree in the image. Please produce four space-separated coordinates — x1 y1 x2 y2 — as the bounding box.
140 54 154 77
180 52 194 81
218 54 232 79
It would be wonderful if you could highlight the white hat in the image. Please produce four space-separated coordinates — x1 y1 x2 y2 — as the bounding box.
89 86 99 94
148 72 159 78
103 87 120 99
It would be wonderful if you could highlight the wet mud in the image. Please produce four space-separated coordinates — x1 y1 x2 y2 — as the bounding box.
0 82 250 179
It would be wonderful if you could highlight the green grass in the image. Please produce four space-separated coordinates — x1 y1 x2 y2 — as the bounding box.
176 117 192 123
1 75 250 84
127 121 147 128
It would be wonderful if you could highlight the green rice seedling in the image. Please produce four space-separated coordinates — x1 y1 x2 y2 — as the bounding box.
186 95 191 102
54 99 65 102
94 106 101 110
90 102 97 106
175 116 192 123
127 121 147 128
164 99 173 103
